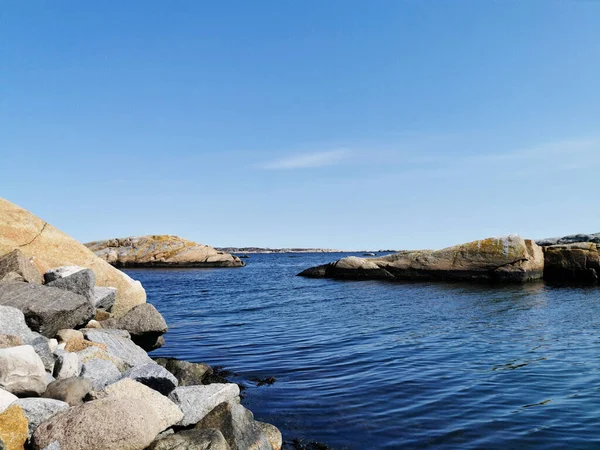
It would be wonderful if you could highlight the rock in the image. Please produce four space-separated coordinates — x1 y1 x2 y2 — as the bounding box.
256 422 282 450
92 287 116 311
84 330 151 367
44 267 95 301
0 306 36 344
122 362 178 395
30 335 55 373
298 235 544 283
168 384 240 427
76 346 128 373
81 328 131 339
0 388 17 413
42 377 92 406
14 398 69 439
0 345 47 396
55 329 83 343
101 303 167 351
195 402 271 450
40 442 60 450
84 319 101 329
543 243 600 284
0 197 147 317
53 350 81 380
64 339 106 353
0 283 94 338
537 232 600 246
47 340 57 352
147 429 230 450
79 359 121 390
0 404 28 450
0 250 42 284
44 373 55 385
0 335 22 349
85 235 245 268
30 397 164 450
94 309 111 321
103 378 183 431
154 358 212 386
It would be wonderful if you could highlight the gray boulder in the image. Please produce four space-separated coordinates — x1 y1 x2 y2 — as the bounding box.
0 345 47 396
100 303 167 351
42 377 92 406
30 397 164 450
76 346 128 373
80 359 121 390
14 398 69 439
31 334 55 373
123 362 178 395
147 429 230 450
93 287 116 311
84 330 152 367
53 350 81 379
44 266 95 301
154 357 213 386
0 249 42 284
0 305 37 344
195 402 272 450
0 283 95 338
169 384 240 427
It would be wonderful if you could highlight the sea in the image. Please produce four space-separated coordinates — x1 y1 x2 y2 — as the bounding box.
125 252 600 449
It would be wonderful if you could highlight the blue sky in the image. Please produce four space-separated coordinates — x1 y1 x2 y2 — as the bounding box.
1 1 599 250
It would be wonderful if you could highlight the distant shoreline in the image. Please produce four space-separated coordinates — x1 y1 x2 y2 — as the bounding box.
216 248 397 254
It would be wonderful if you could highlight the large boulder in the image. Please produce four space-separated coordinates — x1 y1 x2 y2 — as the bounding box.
0 197 146 317
543 243 600 284
0 345 47 396
0 404 28 450
0 250 42 284
44 267 95 302
122 362 178 395
153 358 213 386
42 377 92 406
85 235 245 268
195 402 272 450
147 429 230 450
0 283 94 338
100 303 167 351
14 398 69 439
169 384 240 427
298 235 544 283
30 397 164 450
83 330 151 368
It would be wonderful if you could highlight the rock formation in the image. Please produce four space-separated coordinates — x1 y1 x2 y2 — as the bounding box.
542 242 600 284
299 235 544 283
537 232 600 246
85 235 245 268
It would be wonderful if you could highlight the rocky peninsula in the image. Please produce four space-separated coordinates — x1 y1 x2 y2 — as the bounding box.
86 235 245 268
0 198 281 450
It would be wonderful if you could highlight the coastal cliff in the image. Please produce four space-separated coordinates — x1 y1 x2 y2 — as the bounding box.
85 236 245 269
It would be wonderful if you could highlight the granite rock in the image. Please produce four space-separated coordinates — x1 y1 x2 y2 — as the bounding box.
79 359 121 390
92 287 116 311
0 345 47 396
14 398 69 439
0 335 22 349
84 330 151 367
53 350 81 380
256 421 282 450
100 303 167 351
169 384 240 427
0 306 36 344
44 267 95 302
153 358 213 386
147 429 230 450
0 388 17 413
122 362 178 395
0 404 28 450
0 250 42 284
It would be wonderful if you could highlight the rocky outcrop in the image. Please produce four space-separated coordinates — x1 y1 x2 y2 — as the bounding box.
542 242 600 284
0 197 146 317
537 233 600 246
85 235 245 268
299 236 544 283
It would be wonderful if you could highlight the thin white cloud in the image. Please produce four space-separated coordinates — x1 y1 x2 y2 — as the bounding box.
261 149 351 170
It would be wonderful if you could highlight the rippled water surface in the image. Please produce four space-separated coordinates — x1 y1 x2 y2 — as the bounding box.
126 253 600 449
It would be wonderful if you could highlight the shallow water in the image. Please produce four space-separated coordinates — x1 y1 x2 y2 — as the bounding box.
126 253 600 449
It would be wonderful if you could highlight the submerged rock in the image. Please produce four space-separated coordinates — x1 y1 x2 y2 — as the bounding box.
298 236 544 283
85 235 245 268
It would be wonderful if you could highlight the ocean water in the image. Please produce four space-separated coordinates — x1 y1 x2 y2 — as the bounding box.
126 253 600 449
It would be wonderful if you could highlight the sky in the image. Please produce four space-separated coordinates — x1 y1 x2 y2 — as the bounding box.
1 1 599 250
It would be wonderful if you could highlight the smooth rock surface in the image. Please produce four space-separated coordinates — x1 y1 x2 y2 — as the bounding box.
30 397 163 450
147 429 230 450
0 249 42 284
0 345 47 396
42 377 92 406
14 398 69 439
100 303 167 351
0 197 146 317
0 404 28 450
195 402 271 450
0 283 94 338
92 287 116 311
85 235 245 268
154 358 212 386
103 378 183 431
299 236 545 283
123 362 178 395
0 388 17 413
53 350 81 380
44 267 95 301
169 384 240 426
79 359 121 390
84 330 151 367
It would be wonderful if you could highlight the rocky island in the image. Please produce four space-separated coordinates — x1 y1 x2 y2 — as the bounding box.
0 197 281 450
86 235 245 269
